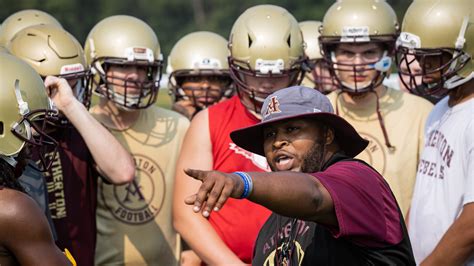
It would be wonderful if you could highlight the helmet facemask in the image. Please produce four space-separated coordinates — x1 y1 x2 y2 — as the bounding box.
323 38 397 151
229 56 305 112
12 109 60 172
169 70 234 110
396 46 470 100
321 37 395 94
305 58 338 94
60 70 93 109
227 5 305 114
9 80 59 172
91 57 163 110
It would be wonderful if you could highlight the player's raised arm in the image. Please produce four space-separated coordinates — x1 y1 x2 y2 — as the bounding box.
173 110 245 265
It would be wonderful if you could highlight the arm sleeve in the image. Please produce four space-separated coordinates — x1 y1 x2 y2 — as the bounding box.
312 161 403 247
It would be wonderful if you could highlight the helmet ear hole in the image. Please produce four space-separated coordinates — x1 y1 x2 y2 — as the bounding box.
0 9 62 47
0 122 4 135
248 35 253 47
287 35 291 47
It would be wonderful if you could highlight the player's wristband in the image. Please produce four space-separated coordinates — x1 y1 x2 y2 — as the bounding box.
233 171 253 199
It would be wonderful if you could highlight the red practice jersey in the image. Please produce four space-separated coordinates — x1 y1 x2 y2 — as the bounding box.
208 96 272 263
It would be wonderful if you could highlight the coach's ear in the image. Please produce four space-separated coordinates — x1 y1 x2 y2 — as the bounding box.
324 126 336 145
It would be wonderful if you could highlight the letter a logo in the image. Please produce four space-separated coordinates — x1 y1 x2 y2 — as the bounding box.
264 96 281 118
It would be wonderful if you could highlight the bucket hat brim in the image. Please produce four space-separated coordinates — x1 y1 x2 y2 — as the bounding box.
230 112 368 158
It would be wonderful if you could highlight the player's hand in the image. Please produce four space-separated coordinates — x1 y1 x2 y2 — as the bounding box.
172 100 197 120
180 250 201 266
184 169 244 218
44 76 77 113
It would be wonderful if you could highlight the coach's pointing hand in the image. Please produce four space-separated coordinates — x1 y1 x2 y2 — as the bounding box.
184 169 244 218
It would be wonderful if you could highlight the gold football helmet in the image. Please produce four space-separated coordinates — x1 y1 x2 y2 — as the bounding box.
319 0 400 93
0 9 62 46
84 15 163 109
396 0 473 99
167 31 233 108
299 20 336 94
8 24 91 110
0 53 58 170
228 5 305 109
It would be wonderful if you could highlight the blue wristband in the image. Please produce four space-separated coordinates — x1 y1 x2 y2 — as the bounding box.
233 172 253 199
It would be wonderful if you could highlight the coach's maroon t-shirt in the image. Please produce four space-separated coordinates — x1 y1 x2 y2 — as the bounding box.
31 127 97 266
252 154 415 265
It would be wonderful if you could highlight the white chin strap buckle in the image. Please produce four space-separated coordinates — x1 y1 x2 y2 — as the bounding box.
0 155 18 167
253 95 266 103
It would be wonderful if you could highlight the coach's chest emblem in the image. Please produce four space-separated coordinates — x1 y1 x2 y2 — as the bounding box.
100 154 166 224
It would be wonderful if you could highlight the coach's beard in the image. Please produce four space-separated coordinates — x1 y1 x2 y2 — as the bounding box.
267 142 326 173
300 142 326 173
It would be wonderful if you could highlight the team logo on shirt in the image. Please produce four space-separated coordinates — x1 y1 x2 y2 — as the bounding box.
357 132 387 175
43 151 68 220
100 154 166 225
260 219 311 265
264 241 305 266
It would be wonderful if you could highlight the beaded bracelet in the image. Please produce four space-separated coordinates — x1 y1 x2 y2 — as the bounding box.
233 171 253 199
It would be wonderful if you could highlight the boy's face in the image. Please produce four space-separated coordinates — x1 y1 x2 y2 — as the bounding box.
418 51 454 85
180 75 229 108
333 43 384 90
398 54 422 92
106 64 148 96
242 75 292 102
312 60 337 94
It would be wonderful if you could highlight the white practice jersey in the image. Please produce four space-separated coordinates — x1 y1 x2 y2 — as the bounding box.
408 96 474 264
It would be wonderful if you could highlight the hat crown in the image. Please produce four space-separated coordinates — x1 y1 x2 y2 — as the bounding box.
261 86 334 122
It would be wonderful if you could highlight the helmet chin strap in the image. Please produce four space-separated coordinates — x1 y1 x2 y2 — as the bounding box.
14 79 29 116
445 72 474 89
445 16 473 90
111 91 142 107
74 82 86 104
335 88 395 151
252 95 267 103
0 155 18 168
13 79 33 141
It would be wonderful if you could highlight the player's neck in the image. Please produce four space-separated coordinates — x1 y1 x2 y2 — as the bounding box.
447 80 474 107
247 108 262 120
239 95 263 120
96 99 141 130
340 85 387 107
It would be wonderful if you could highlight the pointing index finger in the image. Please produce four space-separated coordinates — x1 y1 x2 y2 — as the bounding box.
184 168 207 181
